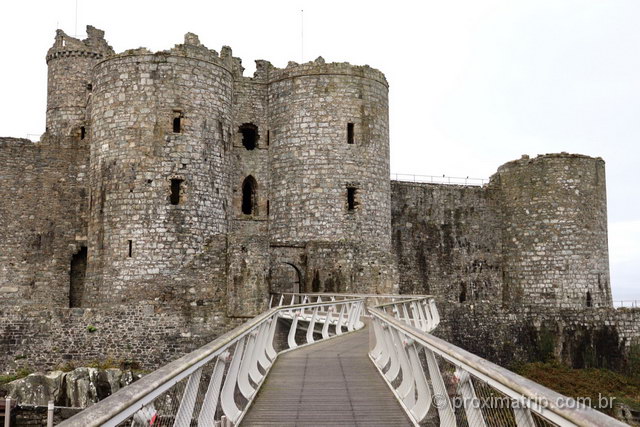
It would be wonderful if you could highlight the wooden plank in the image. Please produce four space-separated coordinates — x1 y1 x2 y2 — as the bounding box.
242 326 412 426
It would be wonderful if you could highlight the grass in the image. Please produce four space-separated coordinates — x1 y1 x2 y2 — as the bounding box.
0 367 33 385
514 362 640 415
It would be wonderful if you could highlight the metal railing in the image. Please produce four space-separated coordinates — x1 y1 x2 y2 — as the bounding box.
368 298 626 427
269 292 423 311
614 300 640 309
391 173 488 186
58 297 365 427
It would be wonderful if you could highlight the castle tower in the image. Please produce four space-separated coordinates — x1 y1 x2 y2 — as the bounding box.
492 153 612 308
267 59 397 293
45 26 113 140
84 34 234 306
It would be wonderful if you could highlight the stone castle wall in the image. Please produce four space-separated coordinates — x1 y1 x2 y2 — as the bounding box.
391 181 503 301
0 138 88 308
492 154 611 308
0 26 625 375
0 304 242 374
434 302 640 373
85 37 235 306
391 153 612 309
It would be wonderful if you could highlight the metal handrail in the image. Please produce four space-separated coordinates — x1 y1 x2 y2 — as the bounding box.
368 303 626 427
391 173 487 186
613 300 640 308
59 297 366 426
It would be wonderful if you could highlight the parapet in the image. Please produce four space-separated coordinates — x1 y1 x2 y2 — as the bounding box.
493 152 604 177
252 56 388 87
98 33 241 76
46 25 114 63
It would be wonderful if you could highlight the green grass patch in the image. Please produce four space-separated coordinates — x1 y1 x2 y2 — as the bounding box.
515 362 640 415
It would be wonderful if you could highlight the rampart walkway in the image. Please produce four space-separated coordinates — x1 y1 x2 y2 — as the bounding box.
242 326 411 426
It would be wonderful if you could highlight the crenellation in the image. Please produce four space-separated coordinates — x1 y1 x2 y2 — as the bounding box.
0 26 632 377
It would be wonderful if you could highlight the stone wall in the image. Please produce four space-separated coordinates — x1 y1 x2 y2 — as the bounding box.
0 138 88 308
391 181 503 302
434 302 640 372
492 154 611 308
85 35 236 306
266 59 391 250
0 304 241 374
392 153 612 309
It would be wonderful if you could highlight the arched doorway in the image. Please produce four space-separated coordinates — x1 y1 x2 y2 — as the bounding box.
270 262 303 295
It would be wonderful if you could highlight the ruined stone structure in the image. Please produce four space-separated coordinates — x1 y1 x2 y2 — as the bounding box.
393 153 612 309
0 26 634 374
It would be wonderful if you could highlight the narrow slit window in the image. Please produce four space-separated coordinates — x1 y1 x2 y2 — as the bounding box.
80 126 86 140
170 178 184 205
242 176 257 215
173 111 183 133
347 187 357 211
127 240 133 258
347 123 354 144
266 130 270 146
586 291 592 307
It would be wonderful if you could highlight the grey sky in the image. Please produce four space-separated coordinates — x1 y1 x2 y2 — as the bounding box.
1 0 638 300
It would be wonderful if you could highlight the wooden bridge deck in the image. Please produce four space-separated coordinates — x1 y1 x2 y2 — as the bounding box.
242 325 412 426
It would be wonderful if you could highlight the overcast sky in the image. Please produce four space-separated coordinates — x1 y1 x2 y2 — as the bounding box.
1 0 638 301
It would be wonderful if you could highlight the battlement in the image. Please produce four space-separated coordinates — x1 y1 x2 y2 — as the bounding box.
46 25 114 63
252 56 388 87
98 33 240 75
494 152 604 176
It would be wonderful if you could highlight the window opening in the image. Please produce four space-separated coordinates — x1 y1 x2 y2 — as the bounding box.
347 123 354 144
242 176 257 215
170 178 184 205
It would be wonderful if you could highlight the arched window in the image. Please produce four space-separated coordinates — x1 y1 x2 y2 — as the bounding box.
242 175 257 215
239 123 258 150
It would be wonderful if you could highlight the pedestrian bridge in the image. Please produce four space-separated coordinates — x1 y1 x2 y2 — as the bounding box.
59 294 624 427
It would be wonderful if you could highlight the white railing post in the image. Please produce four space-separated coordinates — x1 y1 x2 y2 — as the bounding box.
197 355 228 426
221 337 246 423
306 306 319 344
174 367 203 427
288 310 300 349
456 369 487 427
47 401 54 427
335 304 346 335
321 307 333 339
4 397 10 427
237 331 257 399
424 348 456 426
406 343 431 422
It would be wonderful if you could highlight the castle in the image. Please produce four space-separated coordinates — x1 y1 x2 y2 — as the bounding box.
1 27 636 374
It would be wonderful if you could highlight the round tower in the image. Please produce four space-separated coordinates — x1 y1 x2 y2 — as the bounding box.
45 26 113 139
267 59 396 293
85 34 234 305
492 153 611 308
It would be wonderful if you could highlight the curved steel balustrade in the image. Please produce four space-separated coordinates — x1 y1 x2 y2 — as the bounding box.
368 297 627 427
57 293 627 427
58 297 365 427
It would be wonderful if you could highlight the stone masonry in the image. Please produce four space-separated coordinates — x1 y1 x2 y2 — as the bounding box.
0 26 636 374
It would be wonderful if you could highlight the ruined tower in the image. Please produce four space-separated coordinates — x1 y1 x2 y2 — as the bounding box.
265 60 397 295
84 34 236 306
45 26 113 140
492 154 612 308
